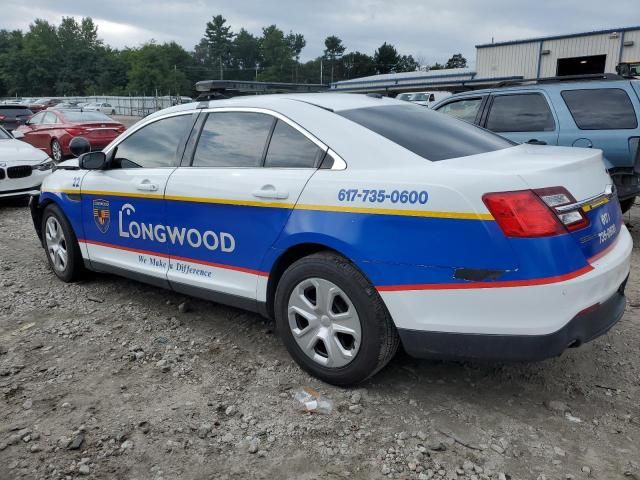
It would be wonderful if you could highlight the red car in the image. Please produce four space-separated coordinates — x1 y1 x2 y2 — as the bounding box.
13 110 126 162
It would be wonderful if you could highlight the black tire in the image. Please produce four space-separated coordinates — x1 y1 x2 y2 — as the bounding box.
620 197 635 214
274 252 399 387
51 139 63 162
41 203 84 282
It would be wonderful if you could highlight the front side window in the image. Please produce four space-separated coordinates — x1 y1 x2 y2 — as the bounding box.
192 112 273 167
486 93 555 132
339 104 513 162
436 98 483 123
561 88 638 130
113 114 192 168
264 120 324 168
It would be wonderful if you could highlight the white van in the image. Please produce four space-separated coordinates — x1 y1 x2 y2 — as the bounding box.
396 91 452 108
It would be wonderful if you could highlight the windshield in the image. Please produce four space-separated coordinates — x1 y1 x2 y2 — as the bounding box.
62 111 112 122
338 104 514 161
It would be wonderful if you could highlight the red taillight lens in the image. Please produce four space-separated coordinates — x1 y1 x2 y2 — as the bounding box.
483 190 566 237
66 127 86 136
534 186 590 232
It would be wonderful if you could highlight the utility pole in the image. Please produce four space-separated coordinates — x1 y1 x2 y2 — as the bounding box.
320 59 323 84
220 58 223 80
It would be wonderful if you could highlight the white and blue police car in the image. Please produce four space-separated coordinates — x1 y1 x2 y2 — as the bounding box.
29 93 632 386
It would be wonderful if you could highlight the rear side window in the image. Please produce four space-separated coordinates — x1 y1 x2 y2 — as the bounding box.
264 120 324 168
436 98 483 123
193 112 273 167
42 112 58 124
486 94 555 132
338 104 513 161
0 107 32 116
561 88 638 130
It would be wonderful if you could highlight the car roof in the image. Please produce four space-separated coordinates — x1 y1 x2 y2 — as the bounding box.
446 78 635 98
147 93 403 121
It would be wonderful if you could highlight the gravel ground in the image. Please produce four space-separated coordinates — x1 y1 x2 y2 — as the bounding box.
0 199 639 480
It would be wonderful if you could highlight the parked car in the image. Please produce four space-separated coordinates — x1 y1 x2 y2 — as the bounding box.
50 102 82 111
13 110 126 162
84 102 116 115
29 94 630 386
29 98 62 112
396 91 451 107
432 75 640 212
0 126 53 199
0 105 34 131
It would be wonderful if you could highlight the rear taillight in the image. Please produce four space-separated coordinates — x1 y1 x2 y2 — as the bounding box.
483 190 566 237
484 187 590 238
66 127 86 136
534 186 590 232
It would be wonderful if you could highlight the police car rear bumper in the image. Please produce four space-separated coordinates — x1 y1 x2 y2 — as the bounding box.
382 224 632 361
397 281 626 361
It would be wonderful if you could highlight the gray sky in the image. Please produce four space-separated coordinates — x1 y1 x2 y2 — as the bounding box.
3 0 640 66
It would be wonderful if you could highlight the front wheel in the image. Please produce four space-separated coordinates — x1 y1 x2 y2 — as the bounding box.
42 204 84 282
620 197 635 214
274 252 399 386
51 139 63 162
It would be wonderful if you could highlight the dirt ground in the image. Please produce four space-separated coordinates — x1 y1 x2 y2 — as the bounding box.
0 198 639 480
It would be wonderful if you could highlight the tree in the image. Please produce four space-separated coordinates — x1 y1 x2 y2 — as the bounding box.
340 51 376 80
323 35 345 83
203 15 235 78
259 25 294 81
287 32 305 82
445 53 467 69
429 62 445 70
373 42 401 74
233 28 261 71
396 54 419 73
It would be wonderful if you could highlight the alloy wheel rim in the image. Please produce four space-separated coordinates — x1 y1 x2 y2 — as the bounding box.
45 217 68 272
52 141 62 161
288 277 362 368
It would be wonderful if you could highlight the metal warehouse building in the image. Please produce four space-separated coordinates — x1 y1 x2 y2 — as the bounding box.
332 25 640 94
476 25 640 79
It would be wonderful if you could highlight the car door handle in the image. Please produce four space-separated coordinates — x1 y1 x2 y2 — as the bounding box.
136 180 159 192
252 185 289 200
526 138 547 145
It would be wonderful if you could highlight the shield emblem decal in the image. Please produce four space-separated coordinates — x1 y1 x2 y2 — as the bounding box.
93 199 111 233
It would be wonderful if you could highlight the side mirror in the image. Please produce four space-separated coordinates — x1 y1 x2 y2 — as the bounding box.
12 130 25 140
69 136 91 157
79 151 107 170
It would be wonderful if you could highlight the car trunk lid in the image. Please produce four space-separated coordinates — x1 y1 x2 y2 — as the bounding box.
445 144 621 260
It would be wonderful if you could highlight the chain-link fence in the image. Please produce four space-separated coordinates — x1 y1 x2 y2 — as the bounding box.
0 95 192 117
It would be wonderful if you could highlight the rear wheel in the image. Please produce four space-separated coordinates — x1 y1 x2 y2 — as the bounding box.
274 252 399 386
51 139 63 162
620 197 635 214
42 204 84 282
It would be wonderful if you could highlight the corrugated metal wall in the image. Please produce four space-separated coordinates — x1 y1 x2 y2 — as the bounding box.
476 43 539 78
621 30 640 62
539 33 620 76
476 28 640 79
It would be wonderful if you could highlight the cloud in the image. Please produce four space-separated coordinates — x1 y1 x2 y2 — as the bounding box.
2 0 638 64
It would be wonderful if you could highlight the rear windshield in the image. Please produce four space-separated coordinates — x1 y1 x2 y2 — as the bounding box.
337 104 513 161
0 106 32 115
62 111 112 122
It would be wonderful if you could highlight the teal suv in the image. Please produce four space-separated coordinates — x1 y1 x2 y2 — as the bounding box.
433 75 640 212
